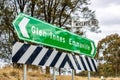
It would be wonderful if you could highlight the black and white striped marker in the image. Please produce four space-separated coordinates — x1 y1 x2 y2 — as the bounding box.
12 42 98 72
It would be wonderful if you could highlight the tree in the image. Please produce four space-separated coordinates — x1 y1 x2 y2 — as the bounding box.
96 33 120 77
0 0 17 62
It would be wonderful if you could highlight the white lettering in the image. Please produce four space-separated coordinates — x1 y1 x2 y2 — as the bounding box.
31 26 66 43
69 39 90 50
31 26 36 34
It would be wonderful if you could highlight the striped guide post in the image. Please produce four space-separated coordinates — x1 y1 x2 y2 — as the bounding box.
12 42 98 72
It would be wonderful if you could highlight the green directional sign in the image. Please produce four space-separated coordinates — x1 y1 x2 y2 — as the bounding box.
12 13 96 57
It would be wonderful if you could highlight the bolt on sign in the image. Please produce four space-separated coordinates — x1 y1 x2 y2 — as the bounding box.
12 13 96 57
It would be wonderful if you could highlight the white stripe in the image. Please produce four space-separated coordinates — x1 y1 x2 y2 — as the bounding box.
82 56 90 71
44 50 58 66
91 42 95 55
68 54 78 70
12 42 23 57
32 48 48 65
64 62 70 69
75 55 84 70
18 46 37 63
88 57 95 71
55 53 66 68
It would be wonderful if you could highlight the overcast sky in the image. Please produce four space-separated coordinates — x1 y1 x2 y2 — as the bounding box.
86 0 120 45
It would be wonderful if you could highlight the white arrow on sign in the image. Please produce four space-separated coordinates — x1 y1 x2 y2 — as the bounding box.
18 17 30 38
90 42 95 55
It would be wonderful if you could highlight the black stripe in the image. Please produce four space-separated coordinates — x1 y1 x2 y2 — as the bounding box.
73 55 81 70
68 55 74 69
85 57 93 71
79 56 87 70
12 44 30 62
25 47 42 64
38 49 53 65
50 52 62 67
91 59 97 72
59 55 74 69
12 41 16 45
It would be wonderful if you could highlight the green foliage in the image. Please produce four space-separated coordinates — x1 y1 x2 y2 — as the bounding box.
96 33 120 77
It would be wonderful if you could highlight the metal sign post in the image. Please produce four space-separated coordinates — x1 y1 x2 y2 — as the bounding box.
53 67 56 80
23 42 27 80
88 71 90 80
72 69 74 80
23 64 27 80
71 19 74 80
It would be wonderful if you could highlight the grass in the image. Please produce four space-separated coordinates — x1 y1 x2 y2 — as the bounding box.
0 67 120 80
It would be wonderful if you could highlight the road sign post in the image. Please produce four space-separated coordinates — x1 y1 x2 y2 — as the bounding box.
88 71 90 80
71 19 74 80
53 67 56 80
12 13 96 57
23 64 27 80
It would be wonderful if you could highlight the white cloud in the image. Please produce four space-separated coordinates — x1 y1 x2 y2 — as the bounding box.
86 0 120 45
97 4 120 26
90 0 120 8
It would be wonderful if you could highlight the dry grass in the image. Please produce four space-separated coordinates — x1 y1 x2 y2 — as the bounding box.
105 77 120 80
0 67 23 80
0 67 120 80
56 75 99 80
